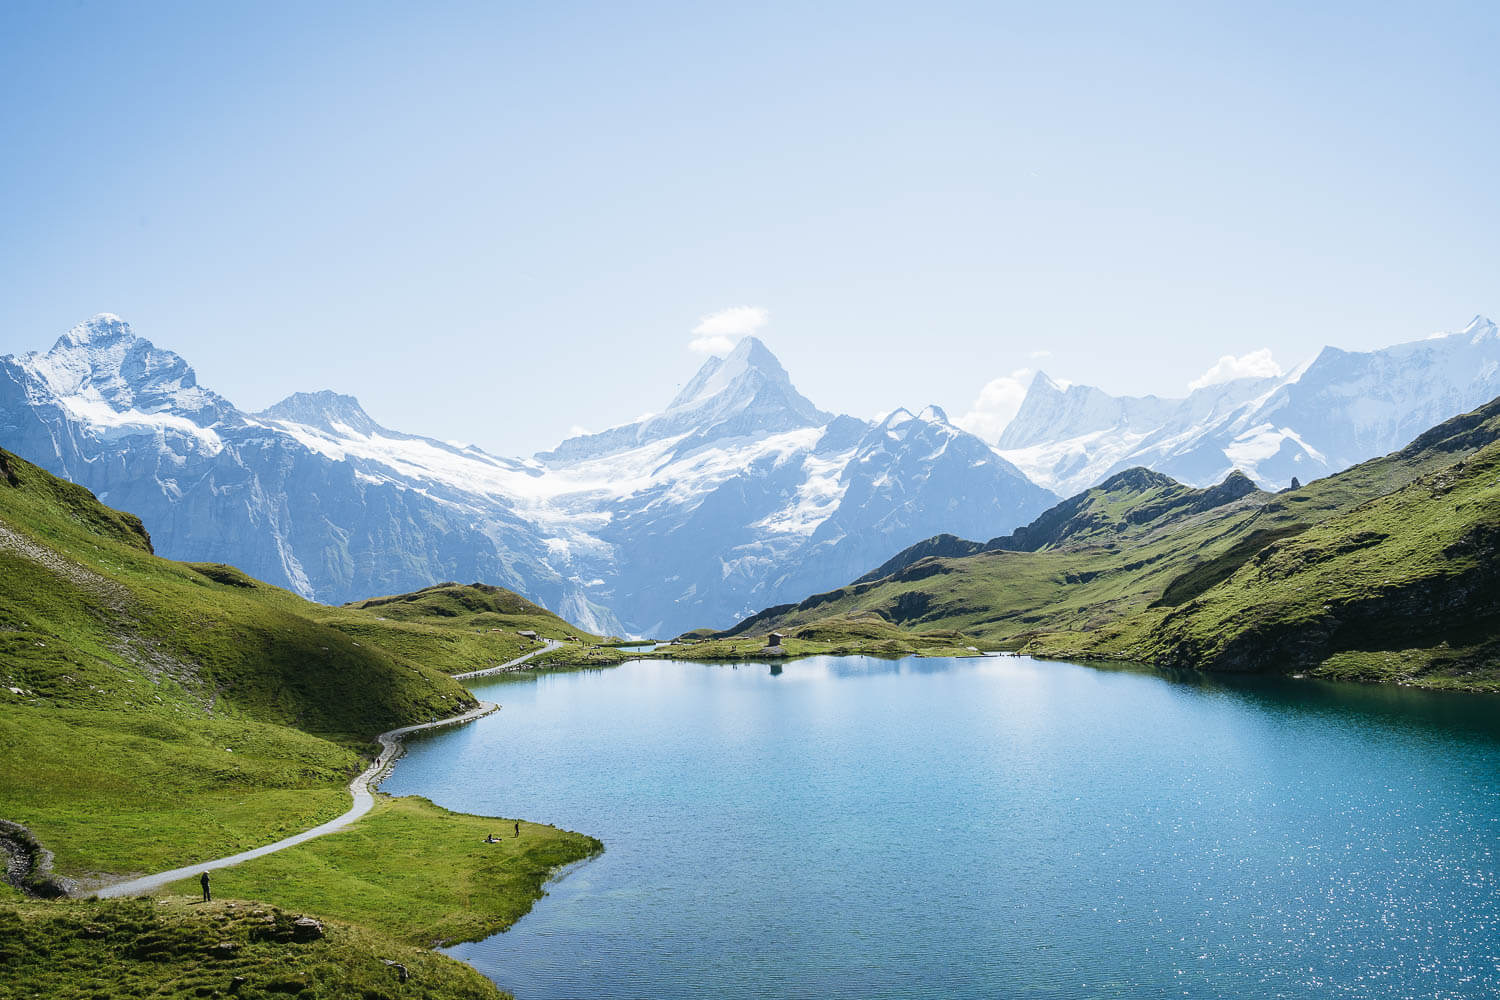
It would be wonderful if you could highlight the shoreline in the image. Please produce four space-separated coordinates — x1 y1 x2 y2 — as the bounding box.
92 701 500 899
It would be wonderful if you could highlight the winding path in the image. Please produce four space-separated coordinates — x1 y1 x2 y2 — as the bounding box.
94 700 499 898
91 638 567 898
452 638 564 680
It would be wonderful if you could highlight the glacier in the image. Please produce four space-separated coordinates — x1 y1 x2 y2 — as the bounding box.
995 316 1500 496
0 317 1057 636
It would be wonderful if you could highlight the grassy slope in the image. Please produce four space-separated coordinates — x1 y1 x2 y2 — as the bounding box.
0 447 481 880
716 398 1500 689
319 581 599 676
0 449 599 998
1129 443 1500 689
659 616 980 662
166 796 601 948
715 470 1279 648
0 708 354 884
0 452 478 737
0 898 504 1000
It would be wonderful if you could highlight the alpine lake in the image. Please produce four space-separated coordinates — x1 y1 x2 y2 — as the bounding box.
382 654 1500 1000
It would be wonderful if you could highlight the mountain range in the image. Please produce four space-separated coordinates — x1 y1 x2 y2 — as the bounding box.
995 315 1500 496
3 313 1498 637
717 393 1500 691
0 316 1055 637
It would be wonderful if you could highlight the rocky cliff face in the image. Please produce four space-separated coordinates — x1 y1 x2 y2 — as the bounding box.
1 317 1058 636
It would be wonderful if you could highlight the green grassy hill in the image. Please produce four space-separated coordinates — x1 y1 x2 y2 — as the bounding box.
1132 445 1500 686
0 448 599 998
0 447 477 736
714 397 1500 691
321 580 597 675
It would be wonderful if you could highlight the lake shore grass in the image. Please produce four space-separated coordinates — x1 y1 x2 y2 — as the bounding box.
0 704 357 889
0 449 602 995
162 795 602 948
528 620 985 670
0 896 509 1000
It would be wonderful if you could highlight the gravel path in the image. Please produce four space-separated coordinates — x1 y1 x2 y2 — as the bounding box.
453 638 564 680
84 639 562 897
93 700 499 898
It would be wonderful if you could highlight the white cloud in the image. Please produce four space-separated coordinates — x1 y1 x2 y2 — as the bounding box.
954 368 1033 442
689 305 768 354
688 334 736 355
1188 348 1283 391
567 425 591 438
1028 349 1052 359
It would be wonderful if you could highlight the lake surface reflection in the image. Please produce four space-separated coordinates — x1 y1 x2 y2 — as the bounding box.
383 655 1500 999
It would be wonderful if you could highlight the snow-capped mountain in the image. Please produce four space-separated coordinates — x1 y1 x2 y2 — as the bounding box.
0 315 583 622
0 316 1057 636
996 316 1500 495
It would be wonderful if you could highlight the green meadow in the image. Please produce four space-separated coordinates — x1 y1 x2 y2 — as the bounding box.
0 448 601 998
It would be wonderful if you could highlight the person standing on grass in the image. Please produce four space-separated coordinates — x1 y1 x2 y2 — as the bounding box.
514 821 520 838
200 871 211 902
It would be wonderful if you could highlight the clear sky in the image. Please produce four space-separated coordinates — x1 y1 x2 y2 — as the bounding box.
2 1 1496 454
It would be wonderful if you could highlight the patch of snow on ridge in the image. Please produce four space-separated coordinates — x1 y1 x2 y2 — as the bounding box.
652 428 823 508
996 426 1154 495
1223 424 1326 478
55 394 224 454
257 417 586 503
754 448 857 536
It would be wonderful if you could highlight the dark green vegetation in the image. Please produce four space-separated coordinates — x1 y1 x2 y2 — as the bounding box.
527 615 981 668
657 619 979 662
166 796 601 948
718 398 1500 691
0 446 478 880
0 448 599 998
0 447 476 739
321 582 595 676
0 898 503 1000
0 710 354 888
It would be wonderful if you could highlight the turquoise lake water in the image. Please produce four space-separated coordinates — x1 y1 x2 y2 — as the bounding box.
382 656 1500 999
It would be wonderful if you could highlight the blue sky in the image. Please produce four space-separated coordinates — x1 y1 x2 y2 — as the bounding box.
2 1 1496 454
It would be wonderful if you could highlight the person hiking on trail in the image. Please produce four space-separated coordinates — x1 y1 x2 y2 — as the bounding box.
514 821 520 838
200 871 211 902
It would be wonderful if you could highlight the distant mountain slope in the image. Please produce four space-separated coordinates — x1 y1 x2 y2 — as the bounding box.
718 395 1500 690
0 447 600 987
0 444 480 889
1138 445 1500 682
0 445 478 732
850 467 1261 584
1 316 1058 637
727 466 1274 642
0 316 582 624
996 316 1500 495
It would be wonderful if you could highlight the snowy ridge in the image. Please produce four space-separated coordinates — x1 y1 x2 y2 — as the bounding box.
995 316 1500 494
0 316 1055 636
11 311 1492 635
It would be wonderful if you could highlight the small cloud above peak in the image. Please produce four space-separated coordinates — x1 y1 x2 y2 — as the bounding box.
954 368 1034 442
1188 348 1282 391
689 305 768 355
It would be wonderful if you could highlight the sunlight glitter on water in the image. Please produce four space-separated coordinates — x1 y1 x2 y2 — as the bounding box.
385 656 1500 1000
